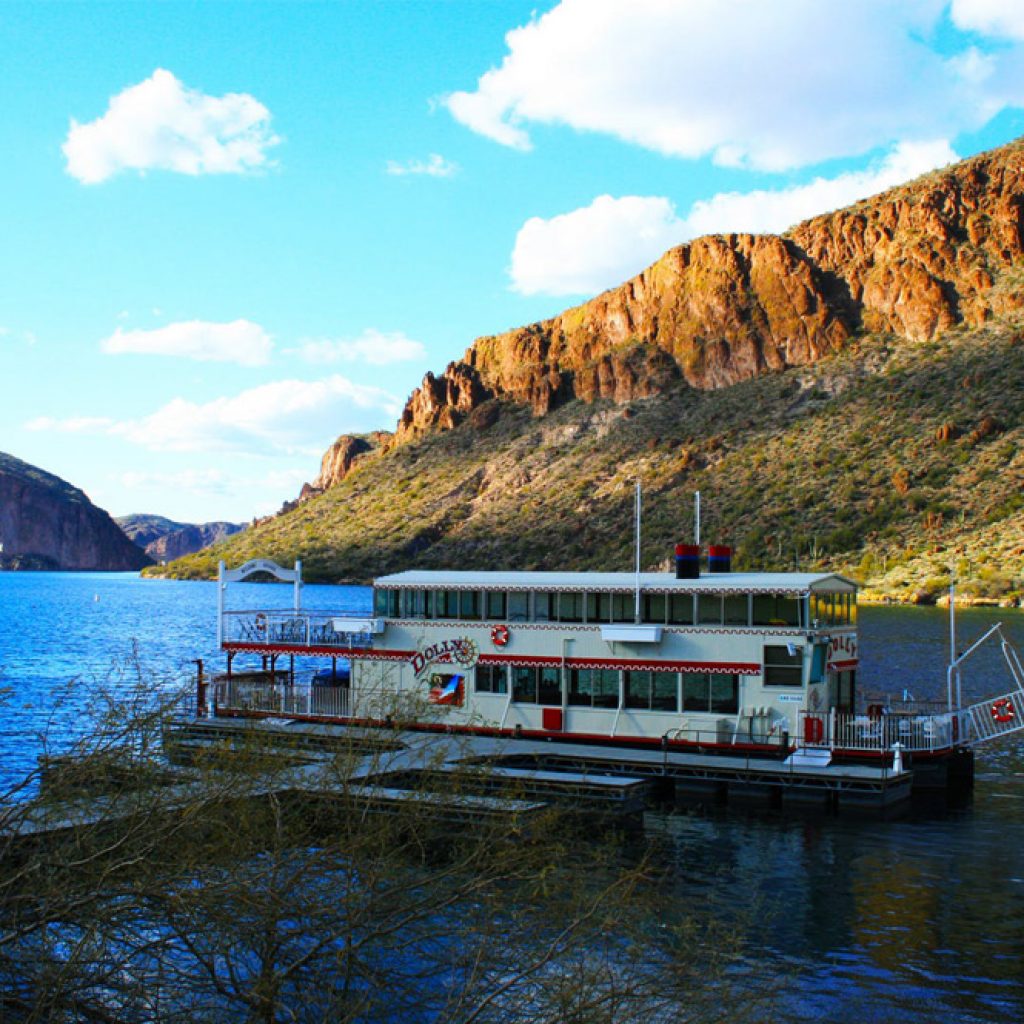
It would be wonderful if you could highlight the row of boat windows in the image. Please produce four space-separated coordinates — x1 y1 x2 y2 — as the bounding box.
474 664 740 714
374 589 856 627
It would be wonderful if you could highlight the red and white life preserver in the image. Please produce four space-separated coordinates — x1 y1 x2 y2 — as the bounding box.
991 697 1016 724
490 624 510 648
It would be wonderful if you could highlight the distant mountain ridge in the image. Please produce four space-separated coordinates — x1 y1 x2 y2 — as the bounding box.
0 452 152 571
116 514 244 562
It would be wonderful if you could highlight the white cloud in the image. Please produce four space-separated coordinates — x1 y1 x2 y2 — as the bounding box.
292 328 427 366
446 0 1014 171
510 195 686 296
120 468 230 494
385 153 458 177
100 320 273 366
509 140 959 297
952 0 1024 41
26 377 401 455
680 140 958 238
63 69 279 184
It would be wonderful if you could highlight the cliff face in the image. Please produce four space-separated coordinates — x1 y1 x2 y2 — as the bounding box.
394 138 1024 441
298 431 391 500
0 453 152 571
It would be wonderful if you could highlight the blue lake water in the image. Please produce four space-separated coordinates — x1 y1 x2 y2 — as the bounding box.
1 571 1023 1021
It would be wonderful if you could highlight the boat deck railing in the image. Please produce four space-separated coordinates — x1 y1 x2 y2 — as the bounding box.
213 678 354 720
800 709 961 753
221 610 380 650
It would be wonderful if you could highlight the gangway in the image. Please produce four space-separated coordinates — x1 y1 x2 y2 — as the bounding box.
948 622 1024 749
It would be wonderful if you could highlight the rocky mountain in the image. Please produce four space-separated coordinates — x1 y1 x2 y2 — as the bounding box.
394 137 1024 441
156 137 1024 603
0 453 152 571
116 514 244 563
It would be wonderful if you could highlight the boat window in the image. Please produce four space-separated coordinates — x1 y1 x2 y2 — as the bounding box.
508 591 529 622
764 645 803 686
836 669 856 712
752 594 801 627
624 670 652 709
475 664 507 694
811 592 841 628
586 592 610 623
668 593 694 625
538 666 560 705
709 673 739 713
569 668 619 708
441 590 460 619
533 592 553 622
459 590 480 620
557 592 584 623
682 672 738 713
848 595 857 624
724 594 749 626
485 591 506 620
403 589 427 619
697 594 723 625
624 670 679 711
809 643 827 684
643 594 667 624
511 665 561 704
373 589 389 616
653 671 679 711
611 593 633 623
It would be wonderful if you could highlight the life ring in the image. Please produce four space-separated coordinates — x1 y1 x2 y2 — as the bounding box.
490 624 510 647
254 613 267 636
991 697 1016 724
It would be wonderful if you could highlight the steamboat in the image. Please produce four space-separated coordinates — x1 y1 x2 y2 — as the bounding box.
199 540 1024 809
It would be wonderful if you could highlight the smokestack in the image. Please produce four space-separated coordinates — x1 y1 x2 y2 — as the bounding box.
675 543 700 579
708 545 732 573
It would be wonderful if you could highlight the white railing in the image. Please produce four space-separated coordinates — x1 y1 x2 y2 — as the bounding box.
799 710 959 752
221 610 381 650
215 680 353 720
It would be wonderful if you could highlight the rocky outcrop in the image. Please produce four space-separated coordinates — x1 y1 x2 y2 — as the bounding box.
394 137 1024 440
116 514 245 562
0 453 152 571
146 523 243 563
298 431 391 501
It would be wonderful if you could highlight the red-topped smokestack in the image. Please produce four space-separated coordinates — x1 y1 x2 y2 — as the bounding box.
708 545 732 573
675 543 700 579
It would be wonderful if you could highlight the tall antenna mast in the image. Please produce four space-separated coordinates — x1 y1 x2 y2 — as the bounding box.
634 481 642 622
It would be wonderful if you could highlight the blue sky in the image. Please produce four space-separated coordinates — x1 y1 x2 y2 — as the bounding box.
3 0 1024 524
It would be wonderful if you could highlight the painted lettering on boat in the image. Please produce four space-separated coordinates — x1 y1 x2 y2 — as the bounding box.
410 637 479 676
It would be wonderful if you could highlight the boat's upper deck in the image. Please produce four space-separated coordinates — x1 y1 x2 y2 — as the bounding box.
374 570 857 595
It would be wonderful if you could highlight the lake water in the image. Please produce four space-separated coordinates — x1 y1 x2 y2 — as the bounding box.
1 571 1023 1021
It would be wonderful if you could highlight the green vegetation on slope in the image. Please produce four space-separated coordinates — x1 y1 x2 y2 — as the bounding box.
155 321 1024 604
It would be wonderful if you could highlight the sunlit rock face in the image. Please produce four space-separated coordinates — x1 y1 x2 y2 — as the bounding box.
393 138 1024 442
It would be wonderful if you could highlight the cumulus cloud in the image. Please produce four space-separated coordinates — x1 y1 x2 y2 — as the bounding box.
385 153 458 177
509 140 958 296
680 140 959 238
291 328 427 366
952 0 1024 40
26 377 401 455
100 319 273 366
446 0 1015 171
64 69 279 184
510 195 686 296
